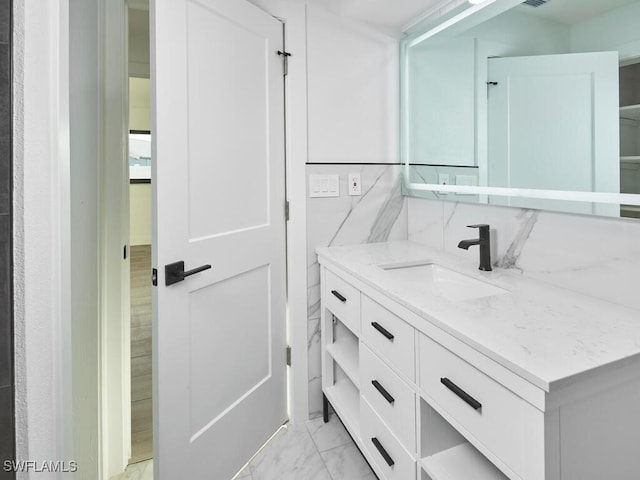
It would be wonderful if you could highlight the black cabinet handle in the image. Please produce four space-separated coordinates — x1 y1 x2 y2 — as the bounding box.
371 437 394 467
372 380 395 404
331 290 347 303
165 261 212 286
440 377 482 411
371 322 394 341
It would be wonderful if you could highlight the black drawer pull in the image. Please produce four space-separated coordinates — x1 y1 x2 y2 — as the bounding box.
371 322 394 341
371 437 394 467
372 380 395 404
440 377 482 411
331 290 347 303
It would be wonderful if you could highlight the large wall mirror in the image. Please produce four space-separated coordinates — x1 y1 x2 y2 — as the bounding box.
401 0 640 218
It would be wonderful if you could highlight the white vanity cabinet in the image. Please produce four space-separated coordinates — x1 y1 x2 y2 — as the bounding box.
319 251 640 480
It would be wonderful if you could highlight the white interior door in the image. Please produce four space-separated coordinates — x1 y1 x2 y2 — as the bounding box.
151 0 287 478
488 52 619 214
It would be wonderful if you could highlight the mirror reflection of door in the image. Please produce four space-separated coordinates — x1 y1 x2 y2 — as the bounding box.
403 0 640 217
487 52 619 215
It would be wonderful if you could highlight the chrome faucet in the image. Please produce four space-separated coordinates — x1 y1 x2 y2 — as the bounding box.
458 224 492 271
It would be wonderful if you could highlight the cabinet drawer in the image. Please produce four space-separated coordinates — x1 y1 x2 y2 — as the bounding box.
361 344 416 452
325 269 361 335
361 398 415 480
419 334 538 479
361 296 415 381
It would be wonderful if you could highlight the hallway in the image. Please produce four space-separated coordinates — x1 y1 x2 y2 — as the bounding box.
130 245 153 463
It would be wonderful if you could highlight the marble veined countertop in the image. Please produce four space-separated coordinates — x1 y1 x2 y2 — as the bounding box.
316 241 640 392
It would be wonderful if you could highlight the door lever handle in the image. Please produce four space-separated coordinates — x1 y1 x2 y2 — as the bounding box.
165 261 212 286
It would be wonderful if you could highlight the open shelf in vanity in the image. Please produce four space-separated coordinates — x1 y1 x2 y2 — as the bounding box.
620 63 640 219
322 304 362 436
418 398 508 480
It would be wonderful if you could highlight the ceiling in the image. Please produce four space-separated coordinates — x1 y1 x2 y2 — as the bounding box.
309 0 444 29
129 0 446 29
516 0 640 25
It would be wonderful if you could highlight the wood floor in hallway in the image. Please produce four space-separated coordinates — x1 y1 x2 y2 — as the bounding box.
130 244 153 464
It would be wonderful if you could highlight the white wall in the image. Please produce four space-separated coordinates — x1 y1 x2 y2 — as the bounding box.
571 2 640 57
129 76 152 246
130 184 152 245
128 7 149 78
306 4 399 163
13 0 72 471
460 8 571 56
129 77 150 131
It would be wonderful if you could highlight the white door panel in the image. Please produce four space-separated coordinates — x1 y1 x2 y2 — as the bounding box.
488 52 619 215
152 0 287 478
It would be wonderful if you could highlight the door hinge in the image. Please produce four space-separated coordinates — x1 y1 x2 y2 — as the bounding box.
286 345 292 366
285 200 290 221
277 50 292 76
123 245 127 260
152 268 158 287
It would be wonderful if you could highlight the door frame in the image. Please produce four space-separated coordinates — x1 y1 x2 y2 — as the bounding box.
15 0 312 477
100 0 131 477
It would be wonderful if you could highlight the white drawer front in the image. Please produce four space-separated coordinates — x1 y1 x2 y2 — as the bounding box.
419 333 538 479
325 269 361 335
360 398 415 480
360 344 416 453
361 296 415 381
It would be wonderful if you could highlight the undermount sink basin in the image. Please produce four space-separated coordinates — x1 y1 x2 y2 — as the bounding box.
378 261 509 302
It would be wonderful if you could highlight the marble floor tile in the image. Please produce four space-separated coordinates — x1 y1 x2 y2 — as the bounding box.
110 459 153 480
233 463 252 479
111 419 373 480
321 443 377 480
249 423 332 480
306 414 352 453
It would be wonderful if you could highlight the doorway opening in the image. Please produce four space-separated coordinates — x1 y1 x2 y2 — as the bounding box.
127 1 153 469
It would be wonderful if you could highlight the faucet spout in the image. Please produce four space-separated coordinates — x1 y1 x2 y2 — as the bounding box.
458 224 492 271
457 239 480 250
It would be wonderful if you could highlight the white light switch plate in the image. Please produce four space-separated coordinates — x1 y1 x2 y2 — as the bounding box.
309 174 340 198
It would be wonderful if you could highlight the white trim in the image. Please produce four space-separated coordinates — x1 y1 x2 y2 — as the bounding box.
249 0 310 423
100 0 131 477
283 3 310 424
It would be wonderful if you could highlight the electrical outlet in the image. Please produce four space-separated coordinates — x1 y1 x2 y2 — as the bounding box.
438 174 450 195
348 173 362 196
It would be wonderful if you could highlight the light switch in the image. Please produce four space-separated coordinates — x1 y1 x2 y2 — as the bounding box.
309 174 340 198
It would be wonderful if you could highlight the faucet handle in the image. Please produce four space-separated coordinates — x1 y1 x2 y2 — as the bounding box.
466 224 490 230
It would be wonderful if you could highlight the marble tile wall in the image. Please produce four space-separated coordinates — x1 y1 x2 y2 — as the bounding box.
408 197 640 311
306 164 408 418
